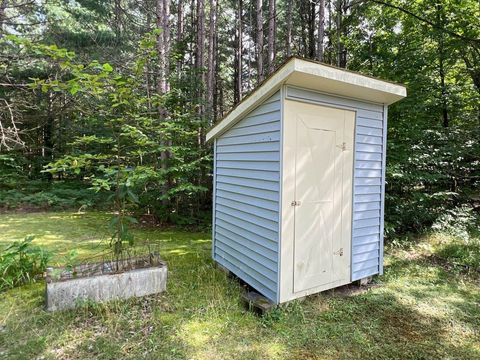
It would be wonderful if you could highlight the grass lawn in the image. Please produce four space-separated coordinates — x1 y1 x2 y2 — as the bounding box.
0 211 479 359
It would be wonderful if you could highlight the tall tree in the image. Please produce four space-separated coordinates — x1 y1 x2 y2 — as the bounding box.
267 0 276 75
285 0 292 57
336 0 347 68
317 0 325 61
234 0 243 103
256 0 264 83
206 0 217 120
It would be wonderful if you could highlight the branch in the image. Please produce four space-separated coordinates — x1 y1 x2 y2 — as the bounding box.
0 98 25 151
365 0 480 45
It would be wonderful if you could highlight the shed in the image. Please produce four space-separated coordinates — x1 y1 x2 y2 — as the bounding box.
207 57 407 304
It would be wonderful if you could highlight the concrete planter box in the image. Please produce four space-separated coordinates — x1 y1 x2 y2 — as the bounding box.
45 256 167 311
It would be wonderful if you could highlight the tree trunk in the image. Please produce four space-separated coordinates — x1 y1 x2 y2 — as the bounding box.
256 0 264 83
336 0 343 67
308 1 315 58
316 0 325 61
327 0 333 64
196 0 205 74
234 0 243 104
114 0 122 42
286 0 292 57
300 1 308 57
176 0 183 74
206 0 217 122
155 0 171 206
267 0 276 75
156 0 170 96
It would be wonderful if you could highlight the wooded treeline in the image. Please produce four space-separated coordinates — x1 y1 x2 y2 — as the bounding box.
0 0 479 232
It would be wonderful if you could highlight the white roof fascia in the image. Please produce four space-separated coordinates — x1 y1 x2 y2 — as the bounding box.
206 58 406 141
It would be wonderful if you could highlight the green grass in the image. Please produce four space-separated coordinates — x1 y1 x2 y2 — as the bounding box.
0 211 479 359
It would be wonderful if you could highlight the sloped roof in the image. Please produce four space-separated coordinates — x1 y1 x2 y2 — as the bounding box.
206 57 406 142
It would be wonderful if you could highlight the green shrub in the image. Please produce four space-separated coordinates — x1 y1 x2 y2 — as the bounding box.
432 205 478 240
0 236 51 291
0 181 109 211
435 238 480 271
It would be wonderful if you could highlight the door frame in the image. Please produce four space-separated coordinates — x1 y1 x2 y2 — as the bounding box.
279 92 357 303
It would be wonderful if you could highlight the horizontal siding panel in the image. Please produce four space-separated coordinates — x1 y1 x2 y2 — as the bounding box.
355 160 382 170
217 175 279 192
215 226 277 259
216 207 278 241
357 109 384 121
353 242 380 253
357 117 383 128
215 236 277 273
264 91 281 103
233 111 280 129
353 226 380 237
217 160 279 172
353 201 381 211
354 217 380 229
216 189 278 212
217 131 280 146
353 234 381 246
352 266 379 281
216 196 278 222
217 141 280 153
216 182 279 202
357 126 383 137
355 193 381 203
353 258 379 272
215 248 276 289
356 135 383 145
353 209 380 220
216 168 280 182
216 219 277 250
353 250 379 264
355 185 381 194
222 121 280 138
356 143 382 153
356 152 382 162
355 169 382 178
355 177 382 186
244 100 281 119
217 151 280 162
213 91 280 302
215 256 276 301
216 205 278 231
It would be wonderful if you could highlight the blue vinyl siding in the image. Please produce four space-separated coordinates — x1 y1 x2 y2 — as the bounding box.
285 86 385 281
213 91 281 301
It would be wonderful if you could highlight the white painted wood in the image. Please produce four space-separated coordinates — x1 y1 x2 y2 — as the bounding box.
280 99 354 300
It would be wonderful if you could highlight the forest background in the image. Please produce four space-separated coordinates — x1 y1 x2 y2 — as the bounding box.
1 0 479 236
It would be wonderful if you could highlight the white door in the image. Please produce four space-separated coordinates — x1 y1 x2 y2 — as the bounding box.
290 101 354 293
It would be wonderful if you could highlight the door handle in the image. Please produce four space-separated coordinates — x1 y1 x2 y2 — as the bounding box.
291 200 301 206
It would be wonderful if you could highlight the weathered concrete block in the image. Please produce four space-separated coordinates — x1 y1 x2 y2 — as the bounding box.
46 264 167 311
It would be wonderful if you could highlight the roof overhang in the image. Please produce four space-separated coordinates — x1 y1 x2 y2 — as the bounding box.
206 57 407 142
